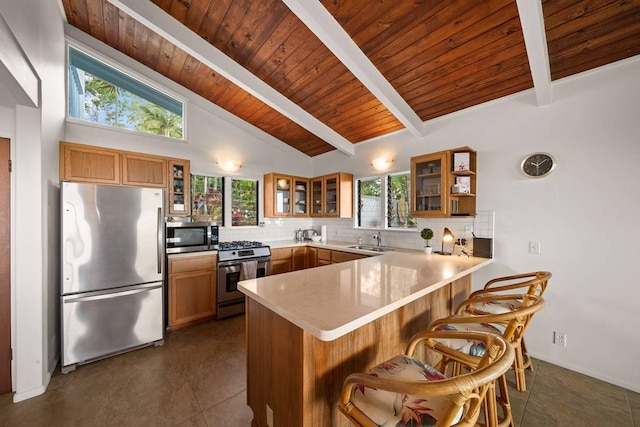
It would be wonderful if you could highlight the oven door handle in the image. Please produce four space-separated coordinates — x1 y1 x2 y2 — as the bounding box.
218 262 243 270
218 257 271 269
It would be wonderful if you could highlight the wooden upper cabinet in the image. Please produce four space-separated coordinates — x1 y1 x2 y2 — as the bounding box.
122 153 167 188
264 174 309 217
410 146 476 218
60 142 190 215
264 174 292 217
60 141 120 184
168 159 191 217
323 172 353 218
292 177 309 217
311 173 353 218
310 178 323 217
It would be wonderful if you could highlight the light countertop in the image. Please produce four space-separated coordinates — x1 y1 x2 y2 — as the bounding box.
238 242 493 341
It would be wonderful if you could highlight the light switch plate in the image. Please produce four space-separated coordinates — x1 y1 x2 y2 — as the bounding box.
528 241 540 255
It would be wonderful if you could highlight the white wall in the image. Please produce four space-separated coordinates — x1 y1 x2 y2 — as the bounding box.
0 0 66 402
313 57 640 392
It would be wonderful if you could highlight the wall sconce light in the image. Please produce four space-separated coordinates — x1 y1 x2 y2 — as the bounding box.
440 227 454 255
217 159 241 173
371 157 394 171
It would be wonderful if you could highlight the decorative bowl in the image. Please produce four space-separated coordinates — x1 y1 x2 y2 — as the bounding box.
310 235 322 242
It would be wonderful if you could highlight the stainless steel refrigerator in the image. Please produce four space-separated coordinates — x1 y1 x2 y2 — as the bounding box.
60 182 165 373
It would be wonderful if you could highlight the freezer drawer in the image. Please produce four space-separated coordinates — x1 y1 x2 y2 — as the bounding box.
61 282 164 370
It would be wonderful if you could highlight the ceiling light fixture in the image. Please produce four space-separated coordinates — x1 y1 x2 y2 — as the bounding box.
371 157 394 171
217 159 241 173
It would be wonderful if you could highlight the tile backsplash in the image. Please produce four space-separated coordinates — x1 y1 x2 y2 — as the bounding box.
219 210 495 254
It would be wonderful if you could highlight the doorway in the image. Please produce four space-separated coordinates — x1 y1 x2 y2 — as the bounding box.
0 137 11 394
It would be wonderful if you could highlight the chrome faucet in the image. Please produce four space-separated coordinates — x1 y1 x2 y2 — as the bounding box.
373 232 382 246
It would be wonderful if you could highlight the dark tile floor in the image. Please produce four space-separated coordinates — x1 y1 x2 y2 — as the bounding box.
0 315 638 426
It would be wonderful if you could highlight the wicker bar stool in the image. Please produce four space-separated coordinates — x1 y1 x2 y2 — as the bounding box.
466 271 551 390
339 331 514 427
428 294 545 427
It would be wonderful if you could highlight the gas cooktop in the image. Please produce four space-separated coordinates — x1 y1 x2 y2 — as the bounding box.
217 241 271 263
218 240 267 251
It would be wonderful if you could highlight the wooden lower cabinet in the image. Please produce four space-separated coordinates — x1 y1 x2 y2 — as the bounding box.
317 248 332 266
167 253 217 330
317 248 368 265
331 250 368 263
306 247 318 268
292 247 307 270
270 248 293 275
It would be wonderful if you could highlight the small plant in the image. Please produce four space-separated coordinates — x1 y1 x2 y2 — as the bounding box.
420 227 434 247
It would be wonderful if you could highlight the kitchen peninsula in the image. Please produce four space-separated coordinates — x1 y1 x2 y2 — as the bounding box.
238 246 493 427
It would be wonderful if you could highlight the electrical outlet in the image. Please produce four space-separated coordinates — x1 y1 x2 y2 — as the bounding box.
266 404 274 427
528 241 540 255
553 331 567 347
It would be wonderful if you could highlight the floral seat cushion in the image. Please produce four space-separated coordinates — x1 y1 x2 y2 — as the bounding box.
433 318 505 356
351 355 463 426
467 297 523 315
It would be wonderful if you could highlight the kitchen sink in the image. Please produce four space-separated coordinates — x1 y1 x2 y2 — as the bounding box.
347 245 394 252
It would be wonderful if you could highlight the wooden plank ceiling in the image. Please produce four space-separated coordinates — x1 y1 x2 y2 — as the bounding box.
61 0 640 157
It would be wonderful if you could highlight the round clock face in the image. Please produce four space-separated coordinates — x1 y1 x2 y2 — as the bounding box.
521 153 556 178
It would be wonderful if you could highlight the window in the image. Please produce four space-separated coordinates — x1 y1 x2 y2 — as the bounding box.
191 175 224 225
357 177 382 228
357 172 416 229
231 179 259 226
68 46 184 139
387 173 415 228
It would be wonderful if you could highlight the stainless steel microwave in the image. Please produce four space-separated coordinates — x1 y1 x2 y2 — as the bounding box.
166 222 219 253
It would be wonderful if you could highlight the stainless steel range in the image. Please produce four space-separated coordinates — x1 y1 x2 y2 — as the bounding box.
217 241 271 319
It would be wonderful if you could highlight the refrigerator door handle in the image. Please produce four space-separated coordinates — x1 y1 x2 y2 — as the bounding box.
157 206 163 274
64 283 163 304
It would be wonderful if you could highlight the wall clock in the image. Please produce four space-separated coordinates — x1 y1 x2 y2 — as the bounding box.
521 152 556 178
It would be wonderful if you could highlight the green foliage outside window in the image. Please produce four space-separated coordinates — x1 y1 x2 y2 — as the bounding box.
231 179 258 227
191 175 224 224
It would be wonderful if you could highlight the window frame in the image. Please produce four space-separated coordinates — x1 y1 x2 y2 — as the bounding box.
230 177 260 227
355 170 416 231
65 41 188 141
191 174 225 226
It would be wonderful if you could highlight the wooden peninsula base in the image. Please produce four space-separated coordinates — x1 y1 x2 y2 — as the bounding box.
245 275 471 427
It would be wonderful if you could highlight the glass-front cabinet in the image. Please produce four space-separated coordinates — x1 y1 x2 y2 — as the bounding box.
411 152 447 217
311 178 323 216
168 159 191 217
264 174 308 217
324 174 339 216
410 147 476 217
265 172 352 218
292 178 309 216
311 173 353 217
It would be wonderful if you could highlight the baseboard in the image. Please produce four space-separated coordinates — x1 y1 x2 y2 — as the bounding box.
531 352 640 394
12 356 57 403
13 385 47 403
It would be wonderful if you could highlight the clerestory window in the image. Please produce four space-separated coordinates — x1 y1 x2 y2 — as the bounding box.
68 45 184 139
